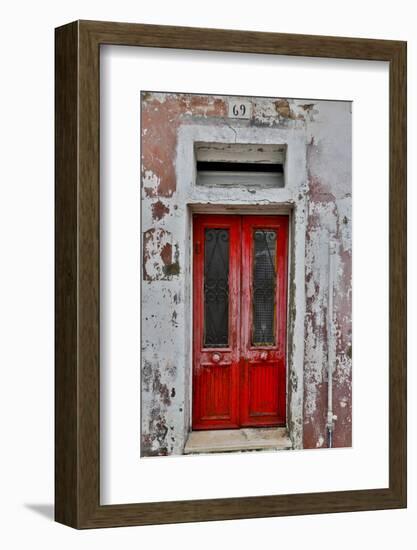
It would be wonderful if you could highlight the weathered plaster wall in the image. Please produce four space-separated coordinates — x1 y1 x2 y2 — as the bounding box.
303 101 352 449
140 92 351 456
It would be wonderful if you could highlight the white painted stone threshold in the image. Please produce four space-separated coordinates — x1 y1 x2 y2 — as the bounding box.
184 428 292 454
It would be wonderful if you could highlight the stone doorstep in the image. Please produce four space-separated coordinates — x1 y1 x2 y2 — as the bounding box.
184 427 292 454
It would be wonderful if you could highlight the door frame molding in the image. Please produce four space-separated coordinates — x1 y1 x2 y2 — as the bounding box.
188 200 304 448
177 124 308 449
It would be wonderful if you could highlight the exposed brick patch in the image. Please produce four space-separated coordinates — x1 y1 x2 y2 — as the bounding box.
152 200 170 221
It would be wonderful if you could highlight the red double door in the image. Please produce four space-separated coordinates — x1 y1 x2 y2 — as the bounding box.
192 214 288 430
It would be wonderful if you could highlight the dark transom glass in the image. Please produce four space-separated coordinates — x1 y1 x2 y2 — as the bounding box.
252 229 277 346
203 228 229 347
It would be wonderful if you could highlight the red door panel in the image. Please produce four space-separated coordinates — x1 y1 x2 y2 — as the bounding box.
197 363 232 421
192 215 240 429
247 362 280 417
240 216 288 427
192 214 288 430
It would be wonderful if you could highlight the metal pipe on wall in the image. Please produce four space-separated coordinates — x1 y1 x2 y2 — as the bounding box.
327 238 337 448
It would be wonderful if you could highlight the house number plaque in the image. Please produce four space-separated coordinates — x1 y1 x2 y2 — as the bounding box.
228 99 252 119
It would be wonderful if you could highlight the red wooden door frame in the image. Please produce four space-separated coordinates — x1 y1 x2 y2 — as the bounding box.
192 214 288 430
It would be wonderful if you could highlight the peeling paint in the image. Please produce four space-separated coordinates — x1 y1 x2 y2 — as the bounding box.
143 228 180 280
152 199 170 221
274 99 305 121
302 102 352 449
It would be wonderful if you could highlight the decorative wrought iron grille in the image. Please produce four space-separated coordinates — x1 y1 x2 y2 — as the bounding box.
203 228 229 347
252 229 277 346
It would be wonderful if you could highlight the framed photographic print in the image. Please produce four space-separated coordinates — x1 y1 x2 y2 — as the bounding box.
55 20 406 528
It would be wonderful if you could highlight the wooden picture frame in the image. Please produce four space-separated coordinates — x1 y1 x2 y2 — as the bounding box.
55 20 406 528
